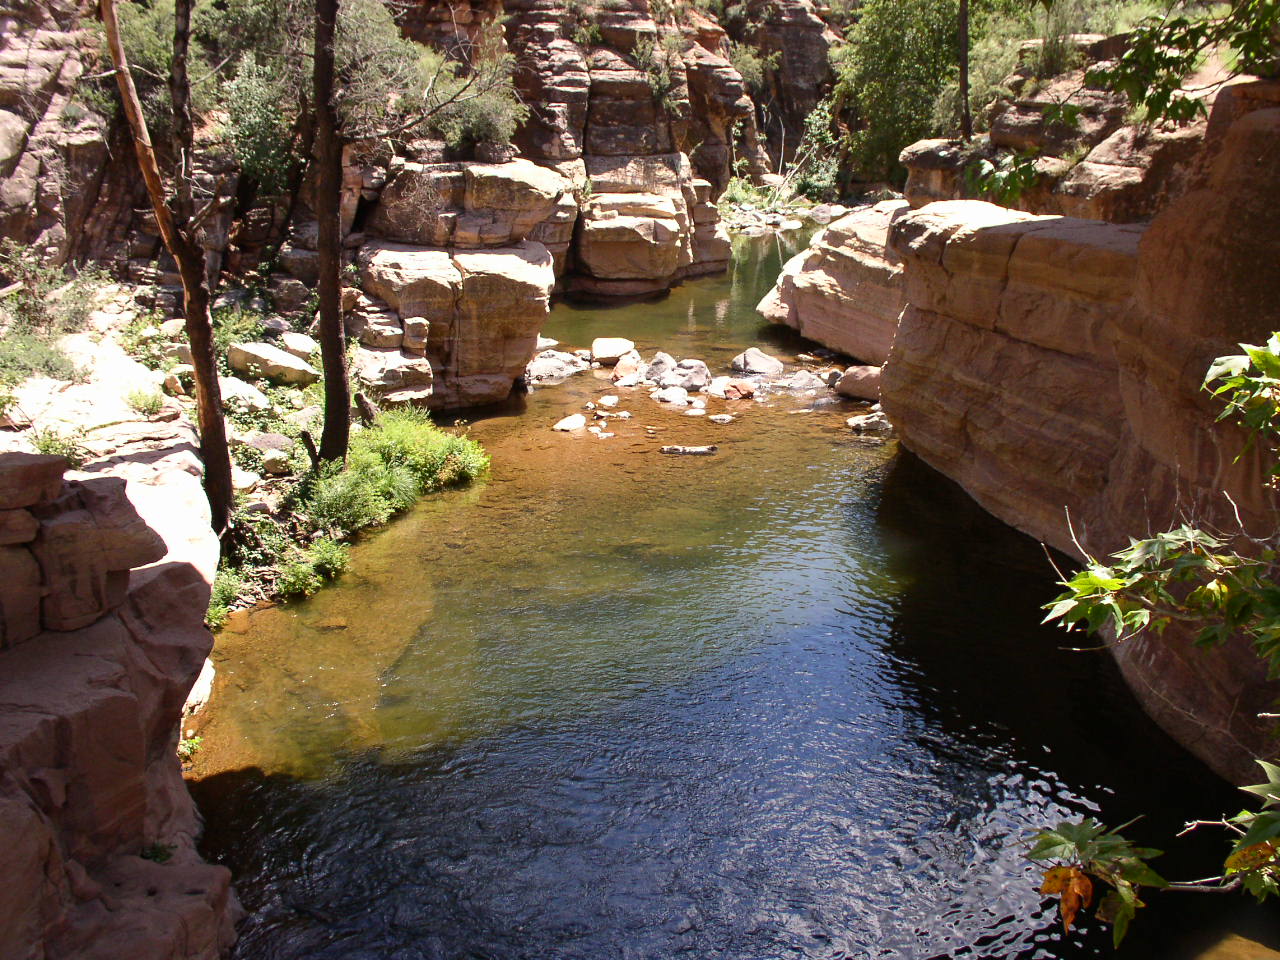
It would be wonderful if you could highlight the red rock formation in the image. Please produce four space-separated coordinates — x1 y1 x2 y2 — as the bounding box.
0 452 239 958
757 199 909 364
881 103 1280 782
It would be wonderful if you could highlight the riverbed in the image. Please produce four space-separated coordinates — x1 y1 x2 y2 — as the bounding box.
189 232 1277 959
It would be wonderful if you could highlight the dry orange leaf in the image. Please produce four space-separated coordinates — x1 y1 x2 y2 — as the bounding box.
1041 866 1093 933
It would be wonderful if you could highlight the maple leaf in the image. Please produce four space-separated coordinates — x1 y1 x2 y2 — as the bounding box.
1226 841 1278 873
1041 866 1093 932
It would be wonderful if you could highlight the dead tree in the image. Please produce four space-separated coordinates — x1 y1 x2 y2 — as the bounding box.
101 0 234 538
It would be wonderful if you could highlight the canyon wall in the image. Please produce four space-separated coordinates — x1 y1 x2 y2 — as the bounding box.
0 452 239 958
759 92 1280 782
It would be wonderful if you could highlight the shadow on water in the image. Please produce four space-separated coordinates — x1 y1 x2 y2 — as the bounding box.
190 230 1279 960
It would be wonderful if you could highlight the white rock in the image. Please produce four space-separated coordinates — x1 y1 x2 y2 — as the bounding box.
590 337 636 364
598 395 619 408
536 335 560 350
709 414 734 424
683 408 705 416
645 351 677 381
261 449 293 476
219 376 271 412
553 413 587 431
228 342 320 386
653 386 689 405
847 410 893 435
232 468 260 493
278 331 319 361
706 376 731 399
614 373 640 388
731 347 784 377
691 397 707 409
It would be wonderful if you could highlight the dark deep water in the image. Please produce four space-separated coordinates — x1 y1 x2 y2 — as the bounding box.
189 232 1278 960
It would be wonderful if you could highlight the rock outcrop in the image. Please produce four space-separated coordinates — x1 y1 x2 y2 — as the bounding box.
899 35 1211 224
355 238 556 408
0 452 239 958
758 91 1280 782
757 199 909 364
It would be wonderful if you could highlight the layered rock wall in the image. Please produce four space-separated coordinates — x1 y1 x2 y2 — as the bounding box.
0 452 239 958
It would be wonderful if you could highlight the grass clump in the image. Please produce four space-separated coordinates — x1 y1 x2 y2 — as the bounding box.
126 386 165 417
30 428 87 468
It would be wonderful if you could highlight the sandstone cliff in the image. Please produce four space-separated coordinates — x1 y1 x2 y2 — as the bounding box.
758 89 1280 782
0 450 239 958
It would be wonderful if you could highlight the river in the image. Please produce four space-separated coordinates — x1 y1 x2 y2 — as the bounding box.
188 231 1278 959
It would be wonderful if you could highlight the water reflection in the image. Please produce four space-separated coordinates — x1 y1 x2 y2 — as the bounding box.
190 233 1274 959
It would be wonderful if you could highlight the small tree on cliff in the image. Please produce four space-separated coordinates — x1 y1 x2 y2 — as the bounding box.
1030 338 1280 943
100 0 234 537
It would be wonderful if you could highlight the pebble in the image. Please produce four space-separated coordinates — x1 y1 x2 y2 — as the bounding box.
709 414 734 424
684 408 705 416
553 413 587 431
599 395 619 408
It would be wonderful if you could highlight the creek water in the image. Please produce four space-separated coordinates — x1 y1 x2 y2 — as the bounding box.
189 232 1277 959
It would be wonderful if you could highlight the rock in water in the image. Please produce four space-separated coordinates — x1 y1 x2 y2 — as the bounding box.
590 337 636 364
645 351 678 381
835 365 882 400
731 347 784 377
553 413 587 431
652 386 690 405
660 445 718 455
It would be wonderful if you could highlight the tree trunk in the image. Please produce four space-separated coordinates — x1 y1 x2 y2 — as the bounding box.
100 0 234 537
959 0 973 141
314 0 351 462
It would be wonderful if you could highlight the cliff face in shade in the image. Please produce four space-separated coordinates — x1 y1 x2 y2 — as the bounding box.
0 452 240 958
881 107 1280 783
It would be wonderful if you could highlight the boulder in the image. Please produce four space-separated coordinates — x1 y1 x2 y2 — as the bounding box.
590 337 636 363
611 350 644 380
653 386 689 405
661 359 711 392
278 331 318 361
227 343 321 387
527 350 589 383
835 365 882 400
644 352 677 382
0 453 66 510
757 201 910 365
553 413 587 431
731 347 784 377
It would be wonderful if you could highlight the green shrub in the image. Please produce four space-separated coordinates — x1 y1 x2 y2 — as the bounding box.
276 559 323 598
225 60 296 195
125 386 165 417
306 537 349 579
177 736 203 763
30 428 87 468
728 41 778 96
305 462 396 538
212 304 265 360
207 567 246 629
0 333 81 387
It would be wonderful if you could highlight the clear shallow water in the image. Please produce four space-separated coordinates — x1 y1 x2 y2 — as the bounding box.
190 233 1278 959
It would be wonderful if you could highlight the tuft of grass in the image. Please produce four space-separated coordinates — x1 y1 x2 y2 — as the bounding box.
125 386 165 417
177 736 203 763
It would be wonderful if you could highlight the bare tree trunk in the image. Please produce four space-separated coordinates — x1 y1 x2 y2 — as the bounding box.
314 0 351 462
959 0 973 141
100 0 234 537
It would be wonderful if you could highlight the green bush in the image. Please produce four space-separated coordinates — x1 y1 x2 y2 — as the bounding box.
225 60 296 195
276 559 323 598
30 428 87 469
125 386 165 417
728 41 778 96
207 567 246 629
307 537 350 579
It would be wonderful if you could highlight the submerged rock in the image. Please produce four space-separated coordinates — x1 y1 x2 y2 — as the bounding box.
553 413 587 431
